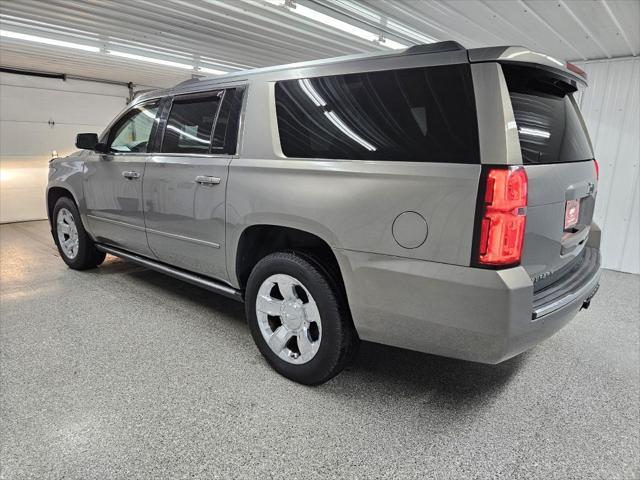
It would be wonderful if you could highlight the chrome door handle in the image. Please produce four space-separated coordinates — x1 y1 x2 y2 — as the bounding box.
122 171 141 180
195 175 221 186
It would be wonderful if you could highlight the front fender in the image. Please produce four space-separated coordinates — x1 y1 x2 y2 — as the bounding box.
47 154 90 234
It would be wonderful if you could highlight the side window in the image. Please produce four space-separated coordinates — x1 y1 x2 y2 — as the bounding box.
108 102 160 153
161 92 222 154
274 65 479 163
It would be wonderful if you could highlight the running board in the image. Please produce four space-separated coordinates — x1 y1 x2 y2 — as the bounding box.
96 244 243 302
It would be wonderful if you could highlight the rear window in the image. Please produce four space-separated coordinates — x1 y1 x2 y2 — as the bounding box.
275 64 479 163
503 65 593 164
161 93 222 154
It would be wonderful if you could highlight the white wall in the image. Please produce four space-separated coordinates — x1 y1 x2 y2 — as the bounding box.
574 57 640 274
0 72 129 223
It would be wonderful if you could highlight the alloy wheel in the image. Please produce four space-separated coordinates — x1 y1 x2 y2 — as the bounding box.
56 207 79 259
255 273 322 364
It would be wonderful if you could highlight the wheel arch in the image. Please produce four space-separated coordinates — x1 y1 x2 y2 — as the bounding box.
47 186 77 228
234 224 348 302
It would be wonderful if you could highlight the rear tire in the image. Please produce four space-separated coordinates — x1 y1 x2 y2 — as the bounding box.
52 196 106 270
245 251 358 385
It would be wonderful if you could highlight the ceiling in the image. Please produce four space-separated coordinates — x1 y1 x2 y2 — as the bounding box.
0 0 638 89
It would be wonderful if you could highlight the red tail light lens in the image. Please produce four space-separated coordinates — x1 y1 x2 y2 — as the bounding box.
594 158 599 181
476 167 528 267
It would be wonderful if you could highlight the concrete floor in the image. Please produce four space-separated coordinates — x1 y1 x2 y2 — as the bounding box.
0 220 638 480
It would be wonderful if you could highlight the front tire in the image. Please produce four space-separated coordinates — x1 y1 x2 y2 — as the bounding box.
245 252 358 385
52 196 105 270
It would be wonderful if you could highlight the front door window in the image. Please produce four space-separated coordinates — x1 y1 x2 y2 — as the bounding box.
109 102 160 153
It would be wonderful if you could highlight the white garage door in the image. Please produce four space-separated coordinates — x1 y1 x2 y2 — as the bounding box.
0 72 129 223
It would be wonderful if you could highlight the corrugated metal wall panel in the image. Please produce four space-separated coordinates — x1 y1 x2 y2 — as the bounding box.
575 57 640 273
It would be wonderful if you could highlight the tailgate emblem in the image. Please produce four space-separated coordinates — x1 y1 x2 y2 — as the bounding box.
532 271 551 283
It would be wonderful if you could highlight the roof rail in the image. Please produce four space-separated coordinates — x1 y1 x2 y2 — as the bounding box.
137 40 469 98
174 76 201 88
405 41 465 55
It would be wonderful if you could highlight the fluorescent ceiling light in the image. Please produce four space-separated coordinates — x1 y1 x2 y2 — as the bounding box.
380 39 408 50
284 4 407 49
107 50 193 69
293 4 378 43
0 29 99 52
202 58 252 70
334 1 437 44
198 66 228 75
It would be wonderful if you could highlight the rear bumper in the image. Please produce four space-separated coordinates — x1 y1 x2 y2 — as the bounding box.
532 247 600 319
334 247 601 364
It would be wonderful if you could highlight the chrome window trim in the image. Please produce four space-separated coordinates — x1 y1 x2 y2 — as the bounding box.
109 152 152 157
234 85 249 157
135 79 250 105
149 153 232 159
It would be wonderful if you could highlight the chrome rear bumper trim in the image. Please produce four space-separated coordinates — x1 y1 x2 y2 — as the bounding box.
532 269 600 320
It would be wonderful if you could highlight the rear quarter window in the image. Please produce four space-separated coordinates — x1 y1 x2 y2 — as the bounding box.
275 64 479 163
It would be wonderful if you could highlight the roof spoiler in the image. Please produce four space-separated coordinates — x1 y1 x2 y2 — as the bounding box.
467 46 588 87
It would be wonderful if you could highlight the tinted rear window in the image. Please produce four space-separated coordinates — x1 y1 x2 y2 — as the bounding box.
161 93 222 154
503 65 593 164
275 64 479 163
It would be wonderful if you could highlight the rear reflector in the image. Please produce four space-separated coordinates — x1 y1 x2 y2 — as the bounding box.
476 167 528 267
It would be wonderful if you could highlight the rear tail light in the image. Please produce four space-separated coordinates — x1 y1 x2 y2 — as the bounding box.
594 158 599 181
474 166 528 267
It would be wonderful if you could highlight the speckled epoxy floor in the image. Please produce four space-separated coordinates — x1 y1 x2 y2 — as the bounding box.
0 220 638 480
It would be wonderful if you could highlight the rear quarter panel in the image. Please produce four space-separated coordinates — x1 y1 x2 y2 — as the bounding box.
226 80 481 287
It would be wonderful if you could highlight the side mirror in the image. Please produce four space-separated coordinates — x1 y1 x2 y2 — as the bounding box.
75 133 99 150
75 133 109 153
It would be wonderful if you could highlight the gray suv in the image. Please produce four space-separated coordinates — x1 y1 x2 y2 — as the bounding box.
47 42 601 385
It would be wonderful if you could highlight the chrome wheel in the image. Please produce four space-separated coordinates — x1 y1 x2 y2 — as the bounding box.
56 207 79 259
255 273 322 365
